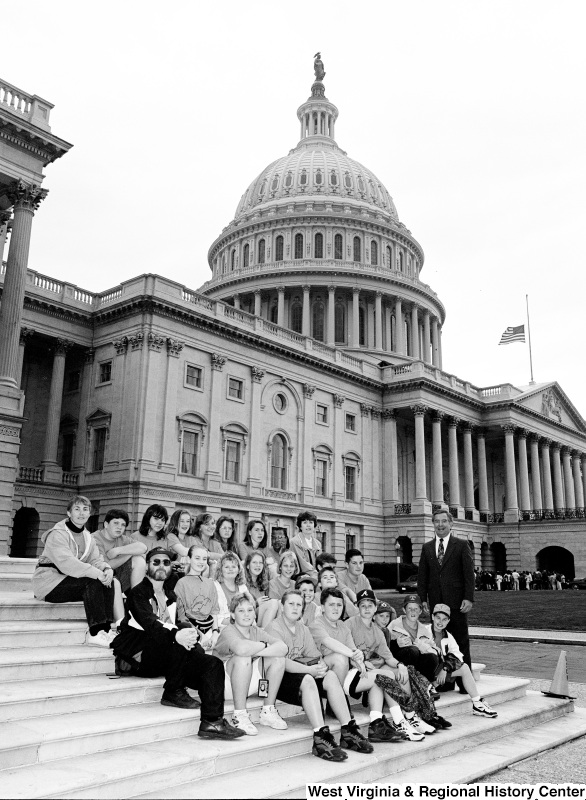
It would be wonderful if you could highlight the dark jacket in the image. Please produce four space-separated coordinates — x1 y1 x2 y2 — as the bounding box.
111 577 190 664
417 534 475 612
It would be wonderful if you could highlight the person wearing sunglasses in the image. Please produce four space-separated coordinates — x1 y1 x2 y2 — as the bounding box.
111 547 244 741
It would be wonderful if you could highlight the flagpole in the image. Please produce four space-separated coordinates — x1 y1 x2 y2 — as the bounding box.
526 294 535 384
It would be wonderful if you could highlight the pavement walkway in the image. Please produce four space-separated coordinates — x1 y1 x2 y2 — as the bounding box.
471 626 586 646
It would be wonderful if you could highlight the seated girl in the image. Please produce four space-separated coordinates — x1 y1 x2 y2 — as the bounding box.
265 528 291 578
214 551 251 627
193 514 224 578
244 551 279 628
131 504 171 555
238 519 276 573
214 594 288 735
175 546 221 651
267 589 372 760
213 516 238 555
389 594 440 683
268 552 300 600
166 509 199 576
427 604 497 719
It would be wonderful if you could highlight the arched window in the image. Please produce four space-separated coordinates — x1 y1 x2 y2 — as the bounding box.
231 249 236 271
335 303 346 343
359 306 366 346
315 169 323 186
243 243 250 268
371 241 378 266
353 236 361 263
294 233 304 260
344 172 352 189
398 251 404 272
291 302 302 333
258 239 266 264
314 232 323 259
312 301 325 341
334 233 343 260
386 245 391 269
271 434 287 489
275 235 284 262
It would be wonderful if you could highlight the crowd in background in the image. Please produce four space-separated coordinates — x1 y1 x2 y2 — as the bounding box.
474 568 569 591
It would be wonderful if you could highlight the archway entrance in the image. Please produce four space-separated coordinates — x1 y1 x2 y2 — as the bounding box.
490 542 507 573
536 546 575 581
10 508 40 558
397 535 413 566
481 542 494 571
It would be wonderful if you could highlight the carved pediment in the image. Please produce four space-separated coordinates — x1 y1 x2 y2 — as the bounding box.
514 383 586 434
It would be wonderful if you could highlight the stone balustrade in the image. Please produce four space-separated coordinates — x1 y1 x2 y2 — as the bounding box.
0 78 53 131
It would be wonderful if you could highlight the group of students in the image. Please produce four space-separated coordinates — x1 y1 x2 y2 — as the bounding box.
31 496 496 760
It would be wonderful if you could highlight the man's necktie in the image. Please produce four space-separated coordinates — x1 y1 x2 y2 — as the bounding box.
437 538 444 566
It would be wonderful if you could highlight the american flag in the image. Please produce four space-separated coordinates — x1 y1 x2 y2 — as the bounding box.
498 325 525 345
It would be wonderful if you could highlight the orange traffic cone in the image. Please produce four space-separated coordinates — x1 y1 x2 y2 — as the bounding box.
542 650 576 699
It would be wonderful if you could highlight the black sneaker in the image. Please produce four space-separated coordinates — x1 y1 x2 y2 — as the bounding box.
161 689 201 709
340 720 374 753
198 717 246 739
312 726 348 761
428 714 452 730
368 716 403 743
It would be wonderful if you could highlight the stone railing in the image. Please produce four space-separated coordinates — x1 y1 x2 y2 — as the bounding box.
18 466 44 483
394 503 411 516
0 78 53 131
62 472 79 486
487 513 504 524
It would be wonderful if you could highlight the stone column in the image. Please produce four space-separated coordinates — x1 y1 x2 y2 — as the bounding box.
411 405 431 514
247 366 264 496
530 435 543 511
477 429 489 514
503 425 519 522
159 339 184 471
254 289 261 317
302 285 311 337
431 318 440 367
360 404 372 502
371 408 381 502
448 417 461 512
431 411 444 505
17 327 34 387
204 353 226 491
0 210 10 265
462 423 477 516
581 455 586 512
301 384 316 502
233 295 240 310
541 440 554 511
0 182 48 389
72 348 95 475
517 430 531 512
410 304 419 358
438 327 443 369
351 288 360 347
562 447 576 510
551 443 564 511
42 338 74 478
572 452 584 509
385 305 392 352
382 409 399 513
327 286 335 344
423 311 431 363
394 298 403 354
277 287 285 327
374 292 383 349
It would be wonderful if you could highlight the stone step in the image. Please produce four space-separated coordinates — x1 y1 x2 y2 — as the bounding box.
0 593 86 621
0 674 526 773
0 687 565 800
0 573 34 592
0 645 113 683
0 557 36 574
135 694 576 800
0 621 87 648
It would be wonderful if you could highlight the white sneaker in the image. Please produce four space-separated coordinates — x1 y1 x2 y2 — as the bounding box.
232 711 258 736
408 714 436 735
85 630 113 648
259 704 288 730
396 718 425 742
472 698 498 718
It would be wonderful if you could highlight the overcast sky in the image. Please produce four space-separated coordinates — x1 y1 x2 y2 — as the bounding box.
4 1 586 417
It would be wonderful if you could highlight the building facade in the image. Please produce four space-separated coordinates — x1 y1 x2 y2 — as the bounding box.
1 67 585 579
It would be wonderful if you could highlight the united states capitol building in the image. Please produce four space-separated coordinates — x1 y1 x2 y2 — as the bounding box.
1 59 585 579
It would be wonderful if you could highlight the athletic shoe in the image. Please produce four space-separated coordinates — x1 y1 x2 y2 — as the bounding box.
85 630 113 648
161 689 200 709
472 698 498 718
232 711 258 735
428 714 452 730
198 717 246 739
368 716 402 743
393 718 425 742
312 726 348 761
340 720 374 753
259 704 288 730
407 714 436 735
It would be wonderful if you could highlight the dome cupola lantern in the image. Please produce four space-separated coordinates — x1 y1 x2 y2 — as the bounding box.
297 53 339 144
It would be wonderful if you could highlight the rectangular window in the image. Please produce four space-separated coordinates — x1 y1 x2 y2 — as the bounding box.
316 403 329 425
345 413 356 432
315 459 327 497
225 440 241 482
317 528 327 551
346 532 356 552
345 465 356 501
181 431 198 476
228 377 244 400
98 361 112 384
67 370 80 392
93 427 107 472
185 364 202 389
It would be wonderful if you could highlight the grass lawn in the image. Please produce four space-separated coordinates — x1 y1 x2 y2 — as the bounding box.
378 590 586 632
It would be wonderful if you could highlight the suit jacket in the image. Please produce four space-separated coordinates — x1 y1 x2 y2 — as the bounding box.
417 535 475 612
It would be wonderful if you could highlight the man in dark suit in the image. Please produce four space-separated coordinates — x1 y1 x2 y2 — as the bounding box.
417 509 475 671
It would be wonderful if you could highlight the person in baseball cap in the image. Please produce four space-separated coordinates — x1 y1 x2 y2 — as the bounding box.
145 547 173 563
356 588 377 606
432 603 451 618
373 601 396 647
402 594 422 609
